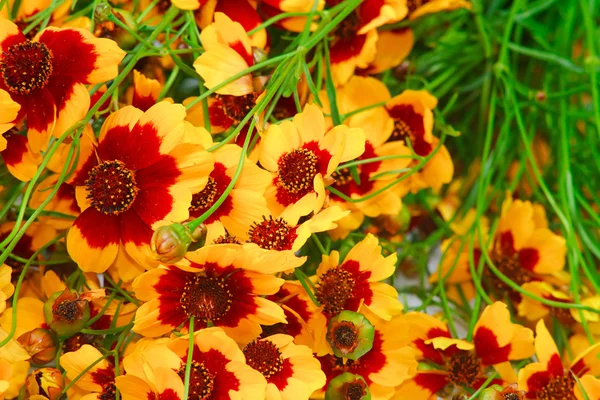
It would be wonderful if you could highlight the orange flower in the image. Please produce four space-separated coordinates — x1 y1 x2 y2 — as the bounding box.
0 19 125 152
65 102 213 281
132 244 292 344
168 327 267 399
243 334 325 400
259 103 365 221
518 320 600 399
396 302 534 399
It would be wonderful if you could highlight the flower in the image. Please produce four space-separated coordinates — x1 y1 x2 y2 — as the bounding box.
129 69 162 111
65 102 213 281
484 196 568 301
385 89 454 193
0 264 14 315
395 302 534 399
327 310 375 360
316 310 417 400
132 244 291 344
0 129 43 181
243 334 326 400
325 0 407 86
518 319 600 399
0 19 126 152
60 344 116 400
259 103 365 221
168 327 267 399
308 233 402 355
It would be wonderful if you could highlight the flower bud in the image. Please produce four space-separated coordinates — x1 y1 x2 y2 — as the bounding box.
150 223 194 264
17 328 58 365
93 2 112 23
43 288 91 339
26 368 64 400
325 373 371 400
327 311 374 360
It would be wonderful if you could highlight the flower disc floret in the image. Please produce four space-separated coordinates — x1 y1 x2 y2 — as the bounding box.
85 160 139 215
1 40 53 95
243 340 284 379
180 275 233 322
277 148 319 194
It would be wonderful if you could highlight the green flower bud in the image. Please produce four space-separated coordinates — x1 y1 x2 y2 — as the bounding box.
325 373 371 400
93 2 112 23
327 311 374 360
43 288 90 340
151 223 194 264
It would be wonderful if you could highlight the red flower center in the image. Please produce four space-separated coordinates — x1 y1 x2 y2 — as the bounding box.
535 373 575 400
484 249 534 298
215 93 257 123
180 275 232 322
1 40 53 95
343 379 368 400
247 216 297 251
447 351 481 387
190 177 218 211
177 362 215 400
315 268 356 317
277 148 319 195
243 340 284 378
85 160 139 215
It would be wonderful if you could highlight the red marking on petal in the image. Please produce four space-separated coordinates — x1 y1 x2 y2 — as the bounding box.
341 260 373 311
387 104 432 156
269 358 294 390
331 141 379 197
131 186 174 227
1 132 29 166
198 349 241 397
1 32 27 50
215 0 262 32
547 353 564 377
38 29 97 83
473 326 511 366
0 223 34 267
230 40 254 67
158 389 180 400
132 94 156 112
90 87 110 113
189 162 233 223
154 268 191 328
413 372 449 395
73 207 120 248
119 209 153 247
499 231 516 255
45 75 80 115
89 302 112 330
90 366 115 386
330 35 366 64
358 0 385 28
526 370 552 398
571 358 588 376
518 248 540 272
135 155 180 189
414 327 451 365
26 88 56 138
266 286 311 338
99 123 164 171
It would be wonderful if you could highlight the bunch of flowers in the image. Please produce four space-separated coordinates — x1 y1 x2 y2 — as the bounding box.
1 0 599 399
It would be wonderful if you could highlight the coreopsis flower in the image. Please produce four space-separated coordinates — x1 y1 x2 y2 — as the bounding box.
0 264 13 314
316 310 418 400
407 0 472 20
132 244 290 344
65 102 214 281
484 196 568 301
517 281 578 326
518 320 600 399
318 76 412 239
385 89 454 193
395 302 534 399
187 141 272 240
259 103 365 221
0 19 126 152
60 344 117 400
308 234 403 355
325 0 407 86
242 334 326 400
168 327 267 399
